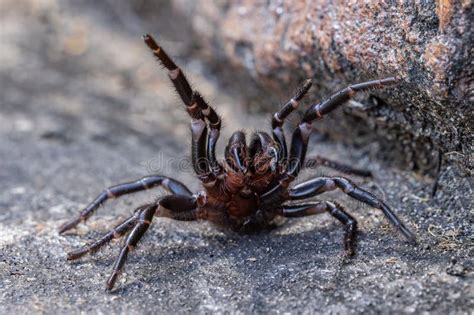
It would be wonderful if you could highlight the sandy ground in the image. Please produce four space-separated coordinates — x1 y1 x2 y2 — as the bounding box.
0 1 472 314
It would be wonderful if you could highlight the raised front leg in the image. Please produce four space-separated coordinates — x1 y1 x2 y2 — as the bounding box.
59 175 191 234
288 176 416 243
278 201 358 256
287 77 399 178
143 34 223 178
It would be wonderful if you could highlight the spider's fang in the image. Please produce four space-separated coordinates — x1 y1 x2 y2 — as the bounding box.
232 147 247 173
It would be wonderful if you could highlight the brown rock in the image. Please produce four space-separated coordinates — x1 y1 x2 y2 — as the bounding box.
174 0 472 174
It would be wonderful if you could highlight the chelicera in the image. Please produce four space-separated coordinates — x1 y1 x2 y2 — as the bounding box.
59 34 416 291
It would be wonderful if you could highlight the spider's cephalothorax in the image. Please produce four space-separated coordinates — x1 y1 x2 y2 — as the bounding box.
59 34 416 291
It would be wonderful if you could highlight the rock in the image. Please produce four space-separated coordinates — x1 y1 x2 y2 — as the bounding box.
174 0 472 174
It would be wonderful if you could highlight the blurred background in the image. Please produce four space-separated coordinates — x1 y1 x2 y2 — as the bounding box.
0 0 471 313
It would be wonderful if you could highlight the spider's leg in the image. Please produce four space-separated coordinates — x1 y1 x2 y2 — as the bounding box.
106 194 204 291
288 176 416 243
278 201 357 255
271 79 312 164
431 149 443 197
59 175 191 234
143 34 223 178
106 203 157 291
305 155 372 177
287 77 399 178
66 204 149 260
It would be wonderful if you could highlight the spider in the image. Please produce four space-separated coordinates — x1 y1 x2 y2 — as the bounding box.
59 34 416 291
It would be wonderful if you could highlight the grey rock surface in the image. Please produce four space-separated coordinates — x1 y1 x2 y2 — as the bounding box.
0 1 472 314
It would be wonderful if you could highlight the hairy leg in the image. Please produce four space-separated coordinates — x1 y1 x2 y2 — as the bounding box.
278 201 358 255
287 77 399 178
288 175 416 243
431 149 443 197
305 155 372 177
59 175 191 234
66 204 151 260
106 203 157 290
143 34 222 178
271 79 312 163
105 193 207 291
66 193 205 291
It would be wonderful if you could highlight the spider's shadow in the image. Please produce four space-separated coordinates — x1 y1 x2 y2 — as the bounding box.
105 220 418 295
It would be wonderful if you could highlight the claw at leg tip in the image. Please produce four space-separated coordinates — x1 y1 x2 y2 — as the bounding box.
66 252 78 261
402 229 417 245
407 235 417 246
59 216 84 234
58 224 71 235
106 272 118 292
